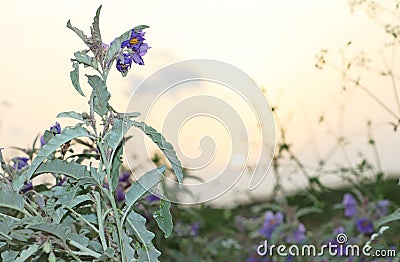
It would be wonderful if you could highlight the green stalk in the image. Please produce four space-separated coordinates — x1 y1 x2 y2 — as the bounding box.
105 174 126 262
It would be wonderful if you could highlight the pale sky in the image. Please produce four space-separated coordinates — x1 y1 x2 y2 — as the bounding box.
1 1 399 204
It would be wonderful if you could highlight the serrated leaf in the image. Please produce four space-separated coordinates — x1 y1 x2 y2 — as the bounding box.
133 25 150 32
73 51 98 70
137 244 161 262
154 200 172 238
87 75 110 116
66 20 89 45
91 5 102 44
122 232 135 260
132 121 183 184
125 166 165 206
0 191 24 211
28 223 71 242
57 111 84 121
126 210 155 245
104 29 131 68
15 244 39 262
34 159 90 181
24 126 90 185
70 62 84 96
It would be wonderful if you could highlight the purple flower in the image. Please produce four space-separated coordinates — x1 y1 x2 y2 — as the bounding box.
118 172 131 183
50 122 62 134
40 122 62 146
259 211 284 239
375 200 389 218
333 226 345 235
116 188 125 203
40 135 46 147
189 221 200 236
21 182 33 194
116 53 133 74
119 28 150 68
146 194 160 203
121 30 146 50
356 218 374 234
343 193 357 217
13 157 29 170
56 176 67 186
286 223 306 244
102 183 109 189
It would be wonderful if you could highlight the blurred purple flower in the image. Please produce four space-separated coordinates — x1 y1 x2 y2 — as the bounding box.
146 194 160 203
375 200 389 218
116 188 125 203
118 172 131 183
333 226 345 235
286 223 306 244
356 218 374 234
189 221 200 236
259 211 284 239
13 157 29 170
343 193 357 217
21 182 33 194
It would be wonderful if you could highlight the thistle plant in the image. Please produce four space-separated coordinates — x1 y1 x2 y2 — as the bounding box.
0 6 182 261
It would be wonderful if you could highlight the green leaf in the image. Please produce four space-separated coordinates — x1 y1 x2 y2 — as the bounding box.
34 159 91 181
91 5 102 44
23 126 90 185
133 25 150 32
377 209 400 227
66 20 89 45
125 211 155 245
87 75 110 116
57 111 84 121
104 118 133 152
70 62 84 97
125 166 165 206
132 121 183 184
0 191 24 211
15 244 39 262
110 143 123 191
104 29 131 68
122 232 135 260
137 244 161 262
154 200 173 238
1 250 19 262
28 223 71 242
295 206 322 218
73 51 98 70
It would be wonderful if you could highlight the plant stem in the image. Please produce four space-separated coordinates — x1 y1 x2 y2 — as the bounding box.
94 192 108 252
106 184 126 262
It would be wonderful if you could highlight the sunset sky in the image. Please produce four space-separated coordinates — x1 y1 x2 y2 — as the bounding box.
1 1 399 205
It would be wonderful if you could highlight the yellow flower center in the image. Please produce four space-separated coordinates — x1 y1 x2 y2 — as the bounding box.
130 38 139 45
269 219 275 225
120 64 128 68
